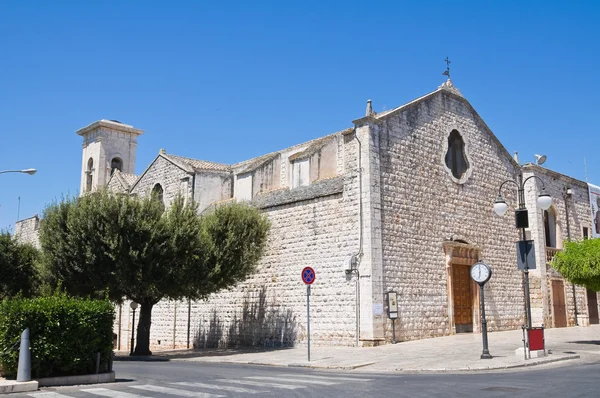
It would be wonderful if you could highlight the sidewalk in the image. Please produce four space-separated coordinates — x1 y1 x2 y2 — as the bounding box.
118 325 600 372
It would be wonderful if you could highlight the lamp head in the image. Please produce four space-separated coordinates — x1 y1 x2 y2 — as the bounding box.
21 168 36 175
493 195 509 216
534 154 547 165
537 189 552 210
130 302 138 310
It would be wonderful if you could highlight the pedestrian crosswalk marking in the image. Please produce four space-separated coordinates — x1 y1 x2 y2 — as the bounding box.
81 387 146 397
27 393 72 398
246 375 338 385
173 381 266 394
130 384 225 397
277 373 373 382
217 379 306 390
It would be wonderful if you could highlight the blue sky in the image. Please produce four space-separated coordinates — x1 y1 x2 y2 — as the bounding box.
1 1 599 231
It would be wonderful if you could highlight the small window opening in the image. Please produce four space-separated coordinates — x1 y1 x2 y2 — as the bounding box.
86 158 94 192
152 183 165 210
445 130 469 180
544 209 557 248
111 157 123 175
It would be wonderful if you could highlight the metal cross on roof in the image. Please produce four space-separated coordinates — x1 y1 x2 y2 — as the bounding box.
443 57 451 78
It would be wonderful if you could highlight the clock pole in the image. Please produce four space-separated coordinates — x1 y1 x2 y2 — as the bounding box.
479 282 492 359
471 261 493 359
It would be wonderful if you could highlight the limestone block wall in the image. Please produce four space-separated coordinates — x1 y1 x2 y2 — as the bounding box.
130 156 194 206
194 172 232 212
14 215 41 249
114 135 361 350
377 90 524 342
106 174 128 194
114 192 360 350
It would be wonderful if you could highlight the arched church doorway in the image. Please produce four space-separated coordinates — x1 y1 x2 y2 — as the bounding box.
444 241 480 334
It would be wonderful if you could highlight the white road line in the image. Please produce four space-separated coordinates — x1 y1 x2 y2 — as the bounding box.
217 379 306 390
27 393 73 398
245 375 338 385
173 381 267 394
81 387 147 398
130 385 224 397
277 373 373 382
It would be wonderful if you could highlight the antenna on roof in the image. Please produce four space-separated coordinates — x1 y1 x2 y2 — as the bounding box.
584 157 588 182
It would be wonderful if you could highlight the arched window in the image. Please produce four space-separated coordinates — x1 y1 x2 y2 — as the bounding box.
86 158 94 192
111 157 123 175
544 208 558 248
445 130 469 180
152 183 164 209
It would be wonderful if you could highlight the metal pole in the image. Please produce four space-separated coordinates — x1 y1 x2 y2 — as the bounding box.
16 328 31 382
118 304 122 350
355 275 359 347
187 297 192 349
480 284 492 359
130 309 136 356
391 319 396 344
518 172 533 330
307 285 311 362
522 227 533 329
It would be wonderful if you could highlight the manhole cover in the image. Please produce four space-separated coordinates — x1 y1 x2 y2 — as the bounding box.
482 387 524 392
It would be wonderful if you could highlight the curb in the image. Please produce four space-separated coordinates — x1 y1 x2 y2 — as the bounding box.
0 381 38 395
177 353 581 373
390 354 582 373
38 371 116 387
114 355 170 362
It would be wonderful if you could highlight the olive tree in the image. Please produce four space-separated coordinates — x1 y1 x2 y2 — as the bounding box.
39 190 270 355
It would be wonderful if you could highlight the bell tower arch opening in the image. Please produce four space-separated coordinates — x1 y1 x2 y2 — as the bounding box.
77 120 144 195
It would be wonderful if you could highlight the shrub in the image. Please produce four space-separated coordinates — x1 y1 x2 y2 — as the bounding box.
0 293 114 378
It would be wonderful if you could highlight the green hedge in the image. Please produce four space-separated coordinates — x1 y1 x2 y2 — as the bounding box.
0 294 114 378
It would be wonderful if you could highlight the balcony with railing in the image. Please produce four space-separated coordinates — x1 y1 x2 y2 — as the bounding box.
546 247 562 263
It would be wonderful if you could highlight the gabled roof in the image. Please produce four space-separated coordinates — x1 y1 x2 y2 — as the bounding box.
288 135 336 161
352 79 520 171
120 172 138 187
108 169 138 191
128 151 231 193
163 153 231 173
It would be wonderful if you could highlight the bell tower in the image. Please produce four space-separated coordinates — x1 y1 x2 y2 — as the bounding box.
77 120 144 194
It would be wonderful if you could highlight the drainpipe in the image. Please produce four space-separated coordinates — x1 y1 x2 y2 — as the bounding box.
352 128 364 347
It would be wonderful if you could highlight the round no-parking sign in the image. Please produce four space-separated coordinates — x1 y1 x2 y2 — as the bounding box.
301 267 316 285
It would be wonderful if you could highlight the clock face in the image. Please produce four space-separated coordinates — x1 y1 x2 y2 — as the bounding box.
470 262 491 284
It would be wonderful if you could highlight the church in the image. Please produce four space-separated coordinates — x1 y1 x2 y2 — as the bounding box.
15 78 600 350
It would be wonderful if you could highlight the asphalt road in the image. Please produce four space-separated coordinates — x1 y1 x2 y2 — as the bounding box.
12 359 600 397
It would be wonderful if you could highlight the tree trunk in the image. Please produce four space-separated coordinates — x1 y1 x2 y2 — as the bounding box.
133 299 154 356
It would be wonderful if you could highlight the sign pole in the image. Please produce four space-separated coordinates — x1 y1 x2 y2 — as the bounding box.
307 284 311 362
301 266 315 363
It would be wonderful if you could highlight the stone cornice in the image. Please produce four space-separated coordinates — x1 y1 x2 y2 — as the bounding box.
76 120 144 137
352 114 383 127
522 163 588 188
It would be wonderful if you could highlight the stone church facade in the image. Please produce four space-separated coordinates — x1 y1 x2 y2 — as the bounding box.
15 79 599 350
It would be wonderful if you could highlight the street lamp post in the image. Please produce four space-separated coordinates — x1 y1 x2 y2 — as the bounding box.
0 169 37 175
130 302 138 356
494 171 552 329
